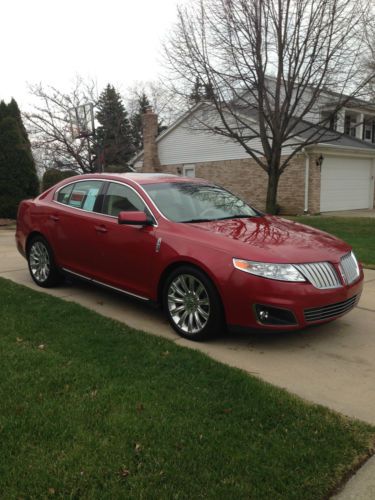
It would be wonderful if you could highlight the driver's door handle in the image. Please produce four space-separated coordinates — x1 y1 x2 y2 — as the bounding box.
49 215 59 222
95 225 108 234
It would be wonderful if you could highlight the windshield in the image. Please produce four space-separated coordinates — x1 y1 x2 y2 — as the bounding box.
143 182 259 222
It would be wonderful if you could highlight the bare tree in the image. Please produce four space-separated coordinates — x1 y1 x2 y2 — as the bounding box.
125 80 183 129
362 13 375 100
165 0 374 213
25 77 99 174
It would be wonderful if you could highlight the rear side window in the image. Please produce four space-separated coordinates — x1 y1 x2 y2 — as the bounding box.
56 184 74 204
102 182 146 217
56 181 104 212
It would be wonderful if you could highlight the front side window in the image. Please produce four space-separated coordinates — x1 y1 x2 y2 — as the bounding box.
56 180 103 212
144 182 258 222
102 182 146 217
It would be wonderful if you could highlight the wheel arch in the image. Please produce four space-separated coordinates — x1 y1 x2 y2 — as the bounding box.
26 231 47 254
157 260 226 320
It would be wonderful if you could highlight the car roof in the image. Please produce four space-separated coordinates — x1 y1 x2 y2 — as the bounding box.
66 172 208 186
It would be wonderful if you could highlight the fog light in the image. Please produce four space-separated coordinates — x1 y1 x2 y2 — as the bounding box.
255 304 297 326
259 310 269 321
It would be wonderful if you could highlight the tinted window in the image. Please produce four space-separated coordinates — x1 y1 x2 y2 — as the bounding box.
102 183 146 217
56 183 74 204
61 181 103 211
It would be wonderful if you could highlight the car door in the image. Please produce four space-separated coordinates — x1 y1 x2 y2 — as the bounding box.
91 181 157 298
48 179 106 277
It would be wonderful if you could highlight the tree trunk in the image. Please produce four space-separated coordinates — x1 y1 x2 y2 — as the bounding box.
265 169 280 214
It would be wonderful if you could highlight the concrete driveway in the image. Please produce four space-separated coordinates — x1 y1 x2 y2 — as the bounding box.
1 229 375 424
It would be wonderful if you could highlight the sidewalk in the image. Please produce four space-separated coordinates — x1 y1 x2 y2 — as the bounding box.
332 455 375 499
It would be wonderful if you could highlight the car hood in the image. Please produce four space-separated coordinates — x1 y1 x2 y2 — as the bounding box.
186 216 351 264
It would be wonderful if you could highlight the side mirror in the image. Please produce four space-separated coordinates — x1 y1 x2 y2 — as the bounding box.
118 211 153 226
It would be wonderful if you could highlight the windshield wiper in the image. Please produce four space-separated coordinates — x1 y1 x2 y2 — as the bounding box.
214 215 258 221
180 218 213 223
181 215 257 223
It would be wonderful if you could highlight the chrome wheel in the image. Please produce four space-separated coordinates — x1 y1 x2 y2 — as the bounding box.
167 274 210 335
29 241 50 283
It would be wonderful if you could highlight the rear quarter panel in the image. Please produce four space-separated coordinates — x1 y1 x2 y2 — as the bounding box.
16 199 35 256
16 198 54 257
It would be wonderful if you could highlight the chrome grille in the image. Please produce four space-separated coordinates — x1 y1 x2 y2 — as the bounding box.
294 262 341 289
304 295 358 323
340 252 360 285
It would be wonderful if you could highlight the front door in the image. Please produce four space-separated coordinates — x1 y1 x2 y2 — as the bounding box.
92 181 157 298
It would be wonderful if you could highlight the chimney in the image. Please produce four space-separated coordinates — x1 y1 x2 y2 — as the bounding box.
142 107 161 172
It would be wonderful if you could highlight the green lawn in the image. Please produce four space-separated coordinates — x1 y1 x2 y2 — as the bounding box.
1 278 374 499
290 217 375 268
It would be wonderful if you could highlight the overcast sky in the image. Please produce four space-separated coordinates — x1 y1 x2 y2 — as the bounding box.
0 0 182 109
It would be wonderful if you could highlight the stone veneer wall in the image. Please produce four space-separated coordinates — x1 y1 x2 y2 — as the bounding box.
160 154 321 214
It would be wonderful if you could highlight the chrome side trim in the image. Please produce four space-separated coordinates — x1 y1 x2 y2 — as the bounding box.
53 178 158 227
155 237 162 253
91 279 149 301
304 295 358 323
62 267 149 301
62 267 90 280
53 179 105 216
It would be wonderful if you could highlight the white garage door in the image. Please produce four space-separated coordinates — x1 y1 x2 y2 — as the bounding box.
320 157 373 212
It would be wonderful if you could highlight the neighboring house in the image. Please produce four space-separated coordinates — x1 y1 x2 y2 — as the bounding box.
132 94 375 214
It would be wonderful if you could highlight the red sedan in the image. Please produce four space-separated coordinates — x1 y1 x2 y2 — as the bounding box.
16 173 363 340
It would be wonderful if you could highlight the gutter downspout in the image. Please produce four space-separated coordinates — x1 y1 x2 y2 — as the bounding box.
303 148 309 214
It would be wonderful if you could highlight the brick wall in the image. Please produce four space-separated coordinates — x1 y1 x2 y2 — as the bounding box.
142 109 161 172
308 156 321 214
161 154 318 214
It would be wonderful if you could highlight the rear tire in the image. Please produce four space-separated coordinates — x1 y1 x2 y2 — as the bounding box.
163 265 224 341
27 236 62 288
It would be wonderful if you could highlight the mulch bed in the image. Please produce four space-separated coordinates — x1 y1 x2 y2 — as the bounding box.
0 219 16 227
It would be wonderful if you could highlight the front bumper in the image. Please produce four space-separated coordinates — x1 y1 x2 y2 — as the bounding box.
223 267 364 331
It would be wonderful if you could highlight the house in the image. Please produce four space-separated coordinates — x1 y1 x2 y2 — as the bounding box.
131 93 375 214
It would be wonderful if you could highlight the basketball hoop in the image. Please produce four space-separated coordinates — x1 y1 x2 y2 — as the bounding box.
68 103 95 139
68 102 103 172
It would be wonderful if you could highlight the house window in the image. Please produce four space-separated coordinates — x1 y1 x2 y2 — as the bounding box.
183 165 196 177
363 119 374 142
365 127 372 141
321 111 337 131
329 114 337 131
344 115 356 137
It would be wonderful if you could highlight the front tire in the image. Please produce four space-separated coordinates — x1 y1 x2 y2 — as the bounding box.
27 236 62 288
163 265 224 340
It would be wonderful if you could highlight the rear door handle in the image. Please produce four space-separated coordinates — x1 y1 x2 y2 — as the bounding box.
49 215 59 222
95 225 108 234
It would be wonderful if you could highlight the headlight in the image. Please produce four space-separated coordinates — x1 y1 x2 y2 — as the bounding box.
233 258 306 282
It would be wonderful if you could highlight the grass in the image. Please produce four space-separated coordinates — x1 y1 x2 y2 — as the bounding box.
0 278 374 499
289 217 375 268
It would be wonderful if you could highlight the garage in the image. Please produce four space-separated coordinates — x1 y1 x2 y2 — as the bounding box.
320 156 374 212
